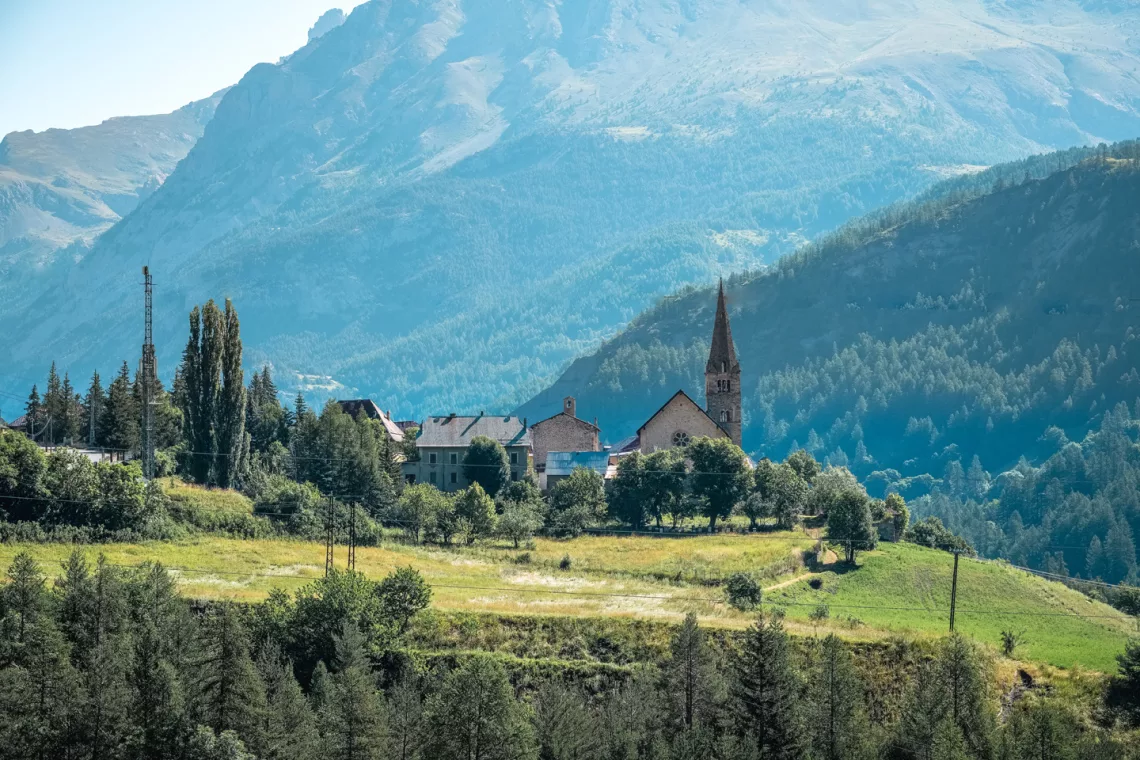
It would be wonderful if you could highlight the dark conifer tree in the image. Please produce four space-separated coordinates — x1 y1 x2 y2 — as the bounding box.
84 371 105 447
806 635 870 760
734 610 803 760
24 384 43 442
103 362 140 453
194 603 266 747
664 612 723 733
319 624 387 760
253 644 319 760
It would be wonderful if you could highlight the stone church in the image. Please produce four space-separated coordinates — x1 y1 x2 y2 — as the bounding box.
636 281 742 452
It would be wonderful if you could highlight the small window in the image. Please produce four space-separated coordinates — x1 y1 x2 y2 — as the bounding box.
450 452 458 465
720 411 729 423
450 471 457 484
511 471 519 482
672 431 691 447
510 452 519 465
429 452 437 465
429 471 437 484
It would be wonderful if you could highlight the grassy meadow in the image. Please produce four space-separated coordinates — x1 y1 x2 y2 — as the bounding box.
0 531 1130 671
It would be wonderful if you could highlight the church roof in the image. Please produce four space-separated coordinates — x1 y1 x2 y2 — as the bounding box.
706 279 740 374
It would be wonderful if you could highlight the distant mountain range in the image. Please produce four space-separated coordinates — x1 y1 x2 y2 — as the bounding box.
0 92 223 321
2 0 1140 421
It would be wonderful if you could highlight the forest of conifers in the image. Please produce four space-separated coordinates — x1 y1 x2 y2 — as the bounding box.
3 550 1140 760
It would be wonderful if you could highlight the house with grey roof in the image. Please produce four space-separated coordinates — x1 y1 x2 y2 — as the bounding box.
336 399 404 442
402 413 531 491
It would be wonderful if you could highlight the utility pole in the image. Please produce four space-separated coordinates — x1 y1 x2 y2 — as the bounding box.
347 502 357 572
949 551 960 633
140 266 156 479
325 498 336 577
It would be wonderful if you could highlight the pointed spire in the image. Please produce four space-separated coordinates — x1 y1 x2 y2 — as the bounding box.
706 279 739 374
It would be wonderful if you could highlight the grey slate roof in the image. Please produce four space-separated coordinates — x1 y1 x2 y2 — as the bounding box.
417 414 531 448
545 451 610 477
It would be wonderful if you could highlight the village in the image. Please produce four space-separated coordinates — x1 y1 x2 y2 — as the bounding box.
385 282 745 492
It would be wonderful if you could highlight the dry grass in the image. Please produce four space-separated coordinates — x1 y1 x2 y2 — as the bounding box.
0 535 1129 670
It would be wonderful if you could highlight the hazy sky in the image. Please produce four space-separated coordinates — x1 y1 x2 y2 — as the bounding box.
0 0 366 138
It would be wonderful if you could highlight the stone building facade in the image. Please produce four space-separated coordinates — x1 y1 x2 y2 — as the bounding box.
529 396 600 472
637 391 728 453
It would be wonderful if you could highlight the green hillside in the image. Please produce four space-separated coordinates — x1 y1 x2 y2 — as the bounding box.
0 532 1128 671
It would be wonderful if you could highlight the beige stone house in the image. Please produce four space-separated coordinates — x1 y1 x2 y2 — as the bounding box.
529 396 600 473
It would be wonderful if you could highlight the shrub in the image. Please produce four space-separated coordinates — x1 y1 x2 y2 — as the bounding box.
725 573 762 611
559 554 573 571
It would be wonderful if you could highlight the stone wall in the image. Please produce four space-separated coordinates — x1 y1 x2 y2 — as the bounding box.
530 414 600 469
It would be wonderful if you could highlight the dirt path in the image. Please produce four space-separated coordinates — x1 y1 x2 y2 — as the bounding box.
765 572 816 592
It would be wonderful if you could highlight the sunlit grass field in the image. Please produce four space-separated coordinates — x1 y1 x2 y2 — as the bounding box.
0 535 1130 671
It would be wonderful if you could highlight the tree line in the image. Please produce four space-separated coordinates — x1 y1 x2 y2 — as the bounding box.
2 551 1139 760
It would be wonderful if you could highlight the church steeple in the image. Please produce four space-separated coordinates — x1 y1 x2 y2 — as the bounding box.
706 279 739 374
705 279 742 447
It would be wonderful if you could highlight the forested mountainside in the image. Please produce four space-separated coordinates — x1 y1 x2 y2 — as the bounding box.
522 145 1140 581
0 92 223 320
3 0 1140 415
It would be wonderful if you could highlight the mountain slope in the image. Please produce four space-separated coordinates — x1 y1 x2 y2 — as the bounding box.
4 0 1140 416
521 146 1140 468
0 93 223 319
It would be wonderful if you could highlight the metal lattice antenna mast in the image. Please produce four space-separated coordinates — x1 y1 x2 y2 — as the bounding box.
141 266 156 479
325 499 336 576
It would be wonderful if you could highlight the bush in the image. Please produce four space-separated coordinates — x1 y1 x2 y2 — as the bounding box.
725 573 762 611
559 554 573 571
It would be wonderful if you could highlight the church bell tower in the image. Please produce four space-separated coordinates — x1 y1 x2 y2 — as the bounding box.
705 280 742 447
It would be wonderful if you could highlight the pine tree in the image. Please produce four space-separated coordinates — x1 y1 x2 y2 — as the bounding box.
103 362 140 453
664 612 722 733
384 679 424 760
938 634 996 759
1086 536 1105 579
320 624 387 760
25 384 43 442
733 610 803 759
44 362 64 444
1104 521 1137 583
423 656 536 760
253 644 319 760
806 635 870 760
194 603 267 747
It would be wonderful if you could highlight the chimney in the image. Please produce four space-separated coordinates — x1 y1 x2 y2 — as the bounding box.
564 396 577 418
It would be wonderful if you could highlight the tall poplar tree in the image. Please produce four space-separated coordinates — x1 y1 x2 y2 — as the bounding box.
217 299 247 489
181 301 224 484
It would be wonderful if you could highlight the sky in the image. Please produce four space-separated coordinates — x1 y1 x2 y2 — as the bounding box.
0 0 367 138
